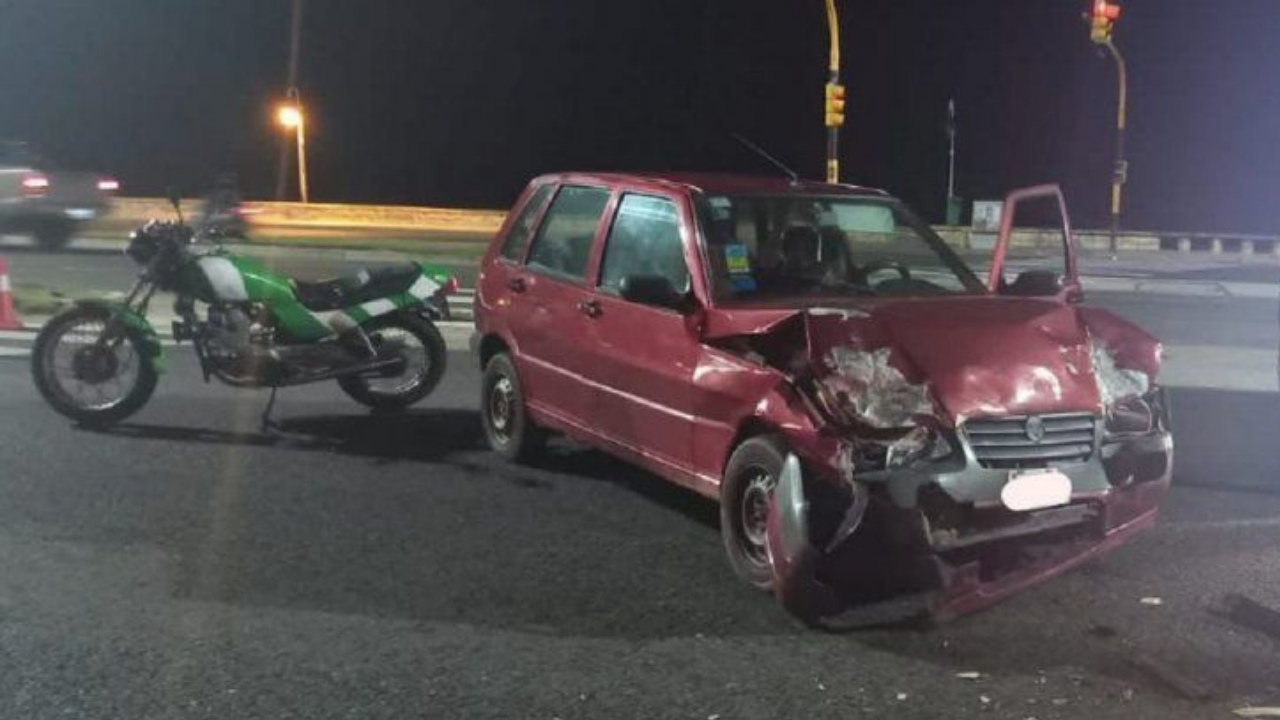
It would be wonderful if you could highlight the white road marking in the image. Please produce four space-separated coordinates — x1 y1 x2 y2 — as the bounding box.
1160 345 1276 392
0 347 29 358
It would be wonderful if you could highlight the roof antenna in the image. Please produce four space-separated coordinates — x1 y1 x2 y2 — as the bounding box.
732 133 799 184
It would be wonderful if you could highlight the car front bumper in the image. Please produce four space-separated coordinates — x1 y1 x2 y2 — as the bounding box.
768 418 1174 623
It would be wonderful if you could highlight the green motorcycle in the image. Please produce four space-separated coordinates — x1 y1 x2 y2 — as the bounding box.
32 200 458 427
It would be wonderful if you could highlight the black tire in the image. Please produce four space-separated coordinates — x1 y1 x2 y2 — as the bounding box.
337 313 447 411
720 434 789 591
32 306 158 427
480 352 545 462
33 220 74 251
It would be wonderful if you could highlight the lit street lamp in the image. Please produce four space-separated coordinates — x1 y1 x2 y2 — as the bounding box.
276 91 309 203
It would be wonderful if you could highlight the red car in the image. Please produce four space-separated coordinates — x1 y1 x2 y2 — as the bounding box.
471 173 1172 623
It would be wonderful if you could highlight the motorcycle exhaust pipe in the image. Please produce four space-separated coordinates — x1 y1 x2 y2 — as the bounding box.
274 356 406 387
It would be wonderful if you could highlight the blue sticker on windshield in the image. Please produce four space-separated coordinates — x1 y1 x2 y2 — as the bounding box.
724 244 756 292
724 243 751 274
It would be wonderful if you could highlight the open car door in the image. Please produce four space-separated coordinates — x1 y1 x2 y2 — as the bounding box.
987 184 1083 303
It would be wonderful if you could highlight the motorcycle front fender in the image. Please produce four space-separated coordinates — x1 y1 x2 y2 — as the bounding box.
72 299 166 374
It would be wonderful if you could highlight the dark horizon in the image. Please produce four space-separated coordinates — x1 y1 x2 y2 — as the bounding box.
0 0 1275 234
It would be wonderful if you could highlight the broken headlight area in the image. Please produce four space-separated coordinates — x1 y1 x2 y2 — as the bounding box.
805 347 950 473
830 426 954 476
1091 337 1151 406
820 347 935 430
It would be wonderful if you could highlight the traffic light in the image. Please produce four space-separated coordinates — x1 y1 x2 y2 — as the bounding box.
1091 0 1121 43
825 82 846 128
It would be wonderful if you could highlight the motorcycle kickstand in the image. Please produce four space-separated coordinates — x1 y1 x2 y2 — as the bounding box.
260 386 281 433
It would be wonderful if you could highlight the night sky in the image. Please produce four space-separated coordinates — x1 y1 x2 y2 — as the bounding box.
0 0 1276 234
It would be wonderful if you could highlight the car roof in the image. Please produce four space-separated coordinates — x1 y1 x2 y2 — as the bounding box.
529 171 890 198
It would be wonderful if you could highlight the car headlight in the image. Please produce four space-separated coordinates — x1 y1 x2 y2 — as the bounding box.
1105 394 1155 437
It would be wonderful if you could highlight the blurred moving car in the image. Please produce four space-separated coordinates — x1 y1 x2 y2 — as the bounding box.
0 140 119 249
472 172 1173 624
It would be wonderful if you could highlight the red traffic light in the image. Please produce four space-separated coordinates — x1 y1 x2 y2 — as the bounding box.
1093 0 1121 21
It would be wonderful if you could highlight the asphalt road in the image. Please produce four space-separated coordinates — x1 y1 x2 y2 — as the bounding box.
1 242 1279 718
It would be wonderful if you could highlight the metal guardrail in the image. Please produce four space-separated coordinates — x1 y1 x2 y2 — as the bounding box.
447 290 475 322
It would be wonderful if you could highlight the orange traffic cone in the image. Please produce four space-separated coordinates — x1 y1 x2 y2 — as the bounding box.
0 256 23 330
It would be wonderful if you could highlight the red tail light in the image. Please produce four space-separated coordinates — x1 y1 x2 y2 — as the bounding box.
97 177 120 193
20 173 49 196
442 276 460 295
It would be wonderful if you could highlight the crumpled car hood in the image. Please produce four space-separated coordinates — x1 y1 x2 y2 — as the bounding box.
705 296 1161 426
823 297 1102 423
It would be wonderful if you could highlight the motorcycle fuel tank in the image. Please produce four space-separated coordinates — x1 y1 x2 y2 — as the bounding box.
190 255 296 305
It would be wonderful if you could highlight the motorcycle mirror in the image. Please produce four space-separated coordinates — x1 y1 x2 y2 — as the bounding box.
166 187 184 223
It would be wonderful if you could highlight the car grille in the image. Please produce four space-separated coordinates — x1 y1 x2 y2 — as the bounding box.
963 413 1098 469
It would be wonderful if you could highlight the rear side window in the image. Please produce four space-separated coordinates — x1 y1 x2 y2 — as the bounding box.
499 184 554 262
599 194 690 294
526 186 611 281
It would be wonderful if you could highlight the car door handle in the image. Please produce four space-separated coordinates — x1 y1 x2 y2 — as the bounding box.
507 276 527 293
577 300 602 318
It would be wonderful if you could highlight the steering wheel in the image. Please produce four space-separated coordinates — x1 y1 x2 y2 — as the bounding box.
860 260 912 282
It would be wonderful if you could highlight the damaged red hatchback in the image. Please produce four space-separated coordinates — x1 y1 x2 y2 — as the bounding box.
472 173 1173 623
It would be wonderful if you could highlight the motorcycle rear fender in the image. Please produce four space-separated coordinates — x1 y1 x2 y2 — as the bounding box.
72 299 166 373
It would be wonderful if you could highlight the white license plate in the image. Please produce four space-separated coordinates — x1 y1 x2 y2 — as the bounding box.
1001 469 1072 511
65 208 95 220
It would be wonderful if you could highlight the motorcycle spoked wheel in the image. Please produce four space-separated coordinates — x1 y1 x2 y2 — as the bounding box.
32 307 158 427
337 313 446 411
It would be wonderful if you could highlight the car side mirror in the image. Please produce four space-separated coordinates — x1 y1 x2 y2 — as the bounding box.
619 274 688 312
1002 269 1068 298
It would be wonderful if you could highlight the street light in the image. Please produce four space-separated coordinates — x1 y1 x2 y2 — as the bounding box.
823 0 844 184
276 90 309 203
1090 0 1127 256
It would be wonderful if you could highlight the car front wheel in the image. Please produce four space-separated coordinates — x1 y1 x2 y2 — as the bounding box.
480 352 545 462
720 434 789 591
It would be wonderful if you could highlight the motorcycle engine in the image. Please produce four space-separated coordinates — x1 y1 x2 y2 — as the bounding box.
206 304 273 356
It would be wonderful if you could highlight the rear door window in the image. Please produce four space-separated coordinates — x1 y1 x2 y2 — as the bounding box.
599 194 690 295
526 185 611 282
498 184 554 262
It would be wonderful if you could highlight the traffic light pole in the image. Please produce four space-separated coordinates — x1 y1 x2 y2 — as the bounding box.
824 0 841 183
1104 39 1128 256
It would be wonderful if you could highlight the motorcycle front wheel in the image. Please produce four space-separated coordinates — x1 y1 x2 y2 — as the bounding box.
32 307 158 427
337 313 446 411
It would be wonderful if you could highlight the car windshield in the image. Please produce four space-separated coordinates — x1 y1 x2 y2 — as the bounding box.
697 193 987 304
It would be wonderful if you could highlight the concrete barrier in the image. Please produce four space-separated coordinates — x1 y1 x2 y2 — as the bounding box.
95 198 1280 257
100 198 506 235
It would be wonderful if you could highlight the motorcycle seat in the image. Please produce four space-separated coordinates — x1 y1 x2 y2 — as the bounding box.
294 263 422 312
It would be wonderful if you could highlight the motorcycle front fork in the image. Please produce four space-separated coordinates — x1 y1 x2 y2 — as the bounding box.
96 278 156 352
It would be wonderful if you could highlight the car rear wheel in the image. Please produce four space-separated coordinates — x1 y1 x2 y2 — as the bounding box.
481 352 545 462
720 434 788 591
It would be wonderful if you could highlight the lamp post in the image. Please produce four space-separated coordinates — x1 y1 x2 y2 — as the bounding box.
277 90 309 203
276 0 305 200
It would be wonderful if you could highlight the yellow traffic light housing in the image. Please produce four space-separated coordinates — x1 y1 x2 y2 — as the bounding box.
825 82 846 128
1090 0 1121 43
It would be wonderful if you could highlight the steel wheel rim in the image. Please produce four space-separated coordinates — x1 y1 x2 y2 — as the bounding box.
739 467 777 565
364 327 428 396
488 375 515 442
42 319 141 411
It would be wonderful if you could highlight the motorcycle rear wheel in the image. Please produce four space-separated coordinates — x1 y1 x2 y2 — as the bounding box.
32 307 158 427
337 313 446 411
